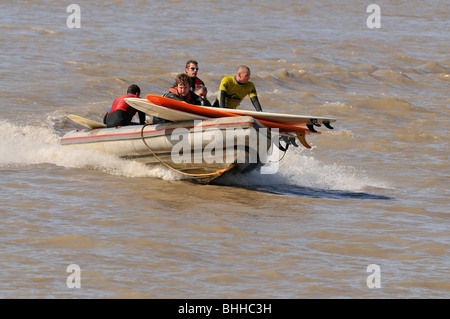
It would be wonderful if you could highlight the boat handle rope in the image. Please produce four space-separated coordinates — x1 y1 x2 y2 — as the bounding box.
140 124 234 179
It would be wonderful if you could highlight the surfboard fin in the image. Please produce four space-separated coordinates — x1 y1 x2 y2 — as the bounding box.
276 136 289 152
311 119 321 127
306 124 317 133
323 121 334 129
276 135 300 152
296 132 311 149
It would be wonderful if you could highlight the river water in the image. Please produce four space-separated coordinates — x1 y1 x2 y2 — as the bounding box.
0 0 449 298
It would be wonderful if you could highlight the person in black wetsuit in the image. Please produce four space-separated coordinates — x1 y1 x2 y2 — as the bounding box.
152 74 204 124
194 85 211 106
164 73 203 105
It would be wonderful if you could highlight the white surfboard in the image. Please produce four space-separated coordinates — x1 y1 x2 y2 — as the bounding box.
126 97 336 131
201 107 337 127
125 98 208 122
68 114 107 129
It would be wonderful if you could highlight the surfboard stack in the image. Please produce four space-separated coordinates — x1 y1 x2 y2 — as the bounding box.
62 95 337 183
127 95 337 149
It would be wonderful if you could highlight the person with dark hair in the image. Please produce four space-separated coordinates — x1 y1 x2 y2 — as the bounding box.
212 65 263 111
164 73 203 105
194 85 211 106
184 60 205 91
103 84 146 127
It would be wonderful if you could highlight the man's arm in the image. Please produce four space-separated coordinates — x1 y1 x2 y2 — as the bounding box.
250 96 262 112
138 110 146 124
218 90 226 108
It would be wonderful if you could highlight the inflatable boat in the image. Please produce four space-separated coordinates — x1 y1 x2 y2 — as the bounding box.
61 116 274 183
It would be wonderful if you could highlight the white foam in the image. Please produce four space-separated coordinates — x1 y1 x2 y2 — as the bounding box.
0 118 180 181
223 146 389 193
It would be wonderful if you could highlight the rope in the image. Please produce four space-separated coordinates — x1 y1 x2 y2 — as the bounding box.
140 124 234 178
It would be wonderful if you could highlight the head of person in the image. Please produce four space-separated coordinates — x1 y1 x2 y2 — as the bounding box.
194 85 207 99
236 65 251 83
185 60 199 78
127 84 141 97
175 73 192 97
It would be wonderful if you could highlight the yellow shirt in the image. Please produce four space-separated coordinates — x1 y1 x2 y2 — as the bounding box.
218 76 258 109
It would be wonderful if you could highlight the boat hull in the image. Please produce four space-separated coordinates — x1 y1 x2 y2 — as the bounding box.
61 116 273 183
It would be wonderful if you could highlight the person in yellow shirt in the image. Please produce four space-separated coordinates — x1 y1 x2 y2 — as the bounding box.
213 65 263 111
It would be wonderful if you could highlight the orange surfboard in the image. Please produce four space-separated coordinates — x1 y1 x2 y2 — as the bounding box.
146 95 317 134
146 94 317 148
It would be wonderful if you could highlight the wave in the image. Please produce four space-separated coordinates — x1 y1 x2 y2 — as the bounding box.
249 58 450 95
416 61 450 75
0 25 61 35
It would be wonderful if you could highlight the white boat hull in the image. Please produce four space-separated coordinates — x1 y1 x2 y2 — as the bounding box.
61 116 273 183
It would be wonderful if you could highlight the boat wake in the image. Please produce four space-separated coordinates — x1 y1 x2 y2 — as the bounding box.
214 148 393 200
0 117 392 199
0 118 181 181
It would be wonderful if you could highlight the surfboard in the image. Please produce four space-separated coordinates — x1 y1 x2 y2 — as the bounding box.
146 94 336 130
208 108 336 129
68 114 107 129
145 94 316 148
125 98 208 122
145 95 313 134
